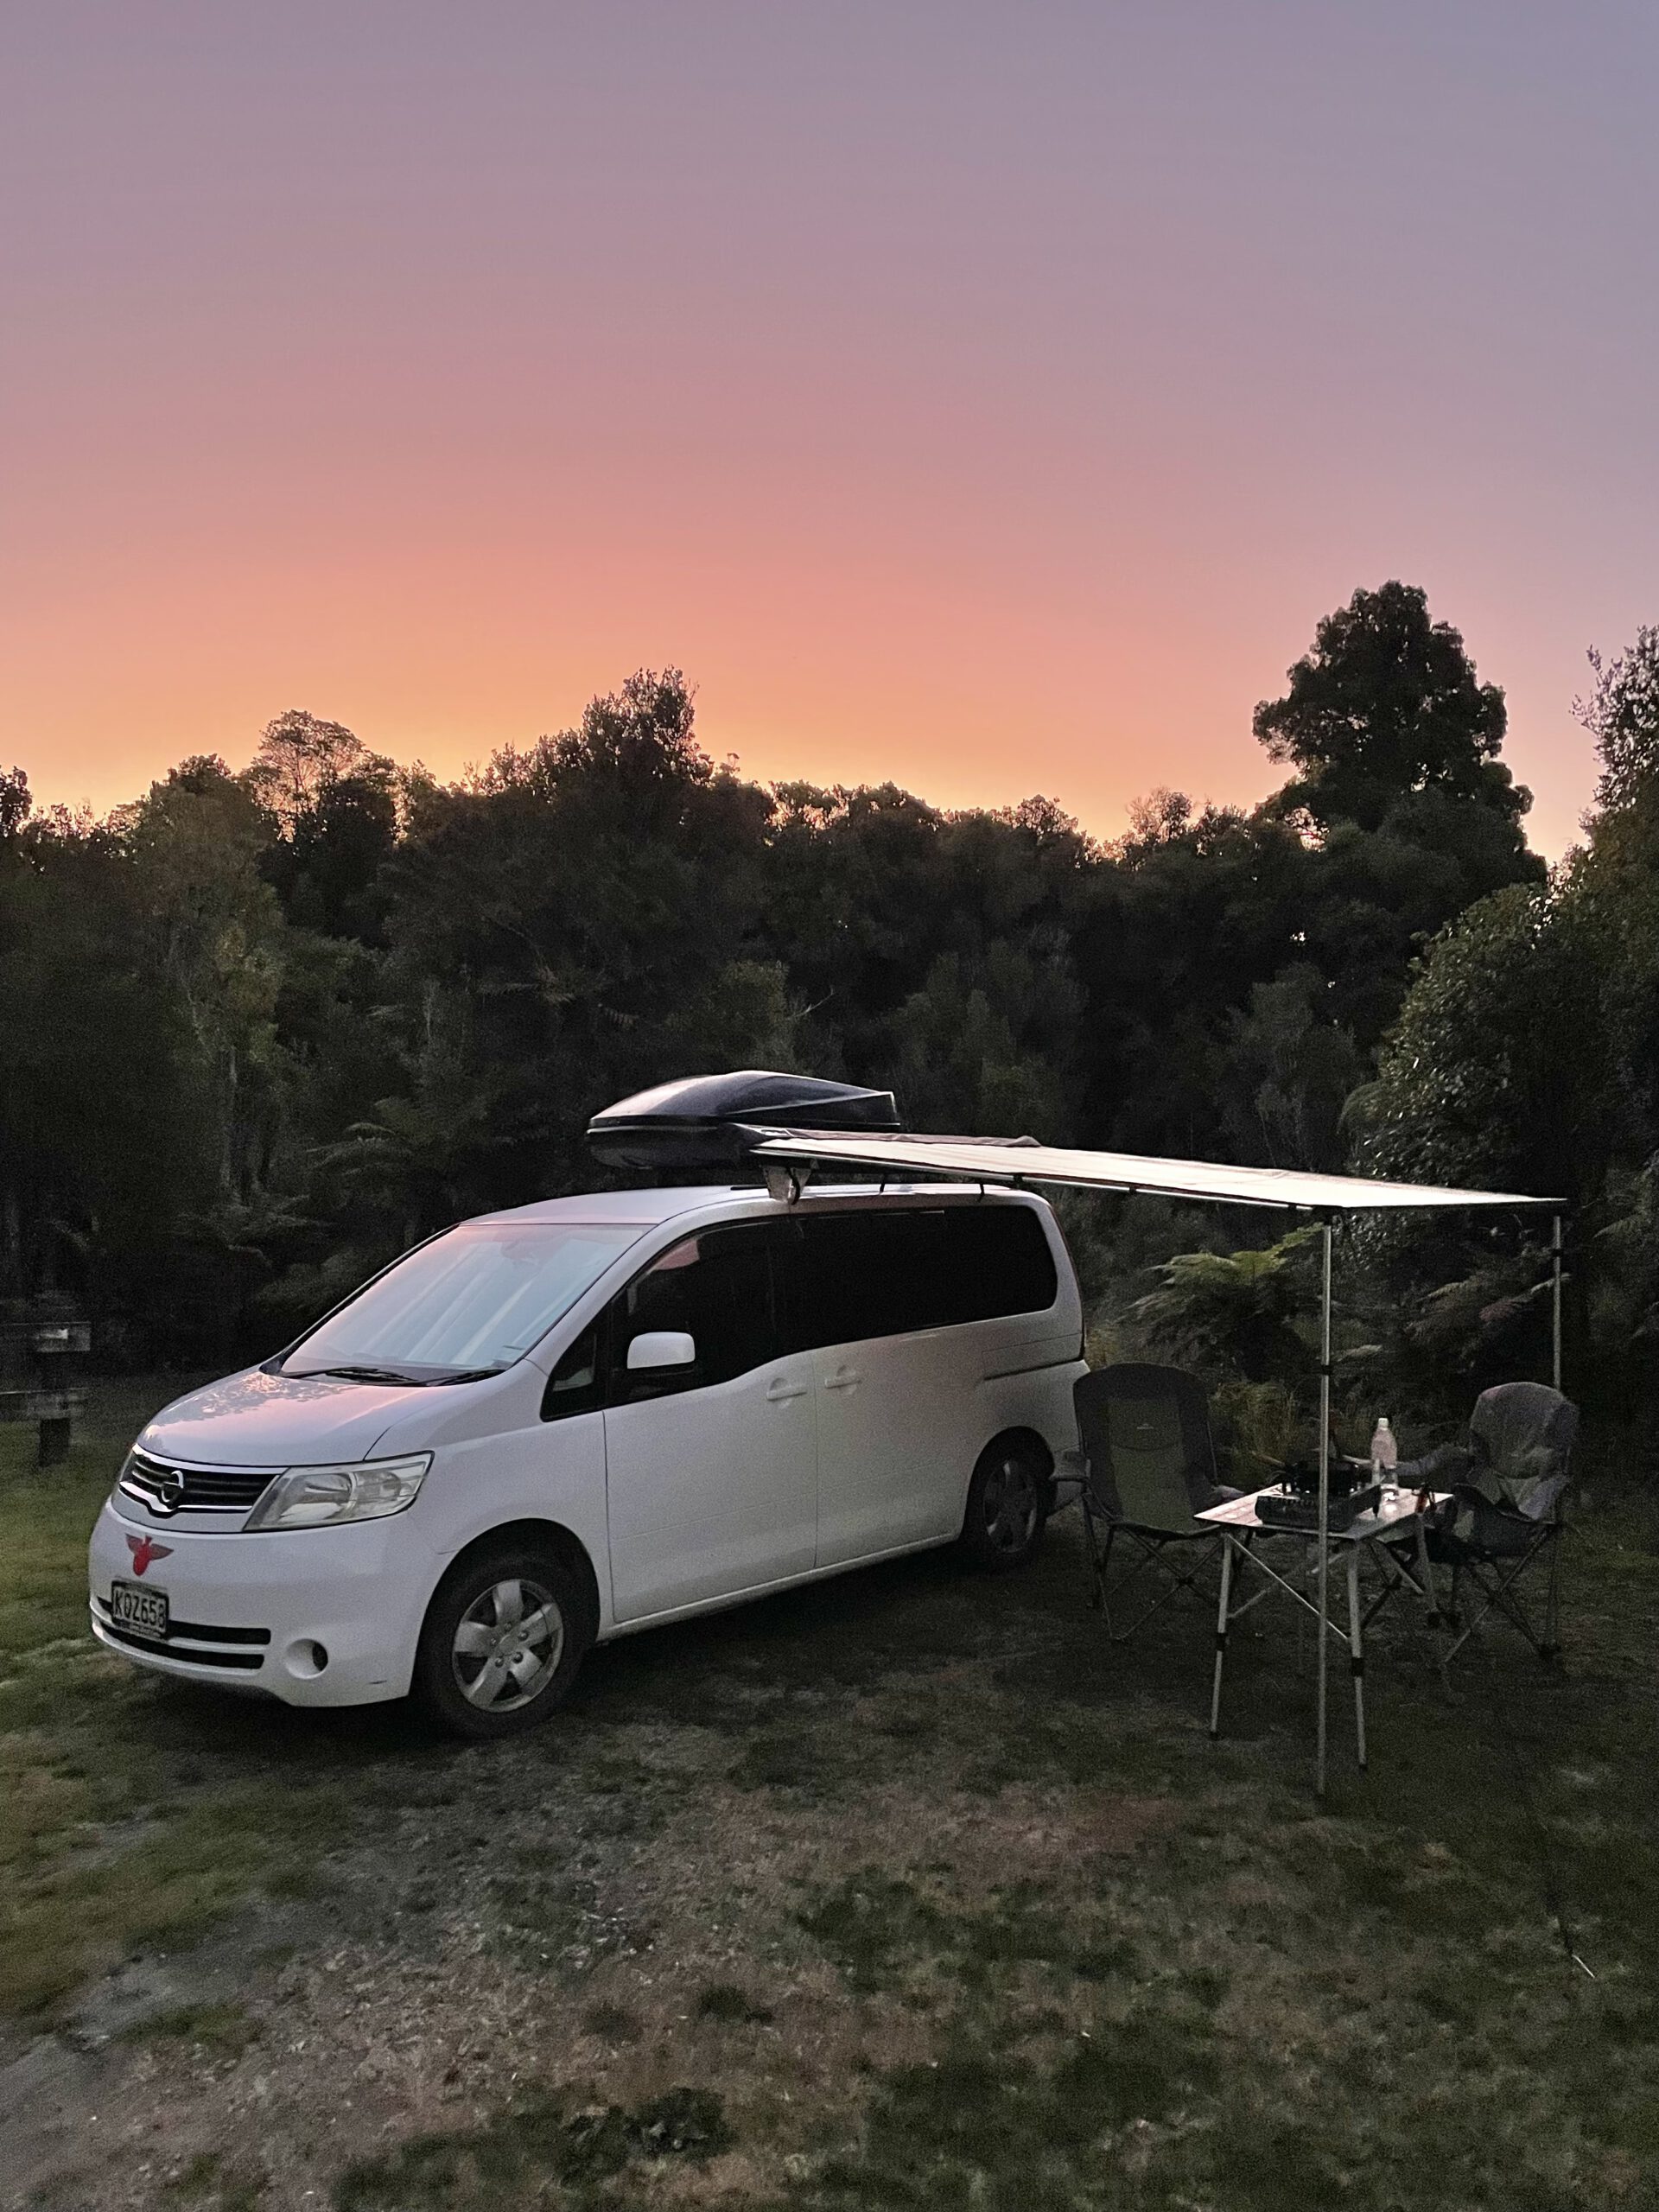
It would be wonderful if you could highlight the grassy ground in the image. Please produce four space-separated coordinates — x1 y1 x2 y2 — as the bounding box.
3 1382 1659 2211
0 1382 362 2020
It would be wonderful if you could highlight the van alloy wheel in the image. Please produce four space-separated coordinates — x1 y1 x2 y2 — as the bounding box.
960 1438 1049 1571
449 1576 564 1713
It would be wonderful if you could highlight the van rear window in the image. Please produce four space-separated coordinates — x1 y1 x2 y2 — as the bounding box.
790 1205 1057 1351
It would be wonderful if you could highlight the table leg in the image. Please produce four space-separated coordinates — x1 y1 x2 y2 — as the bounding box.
1414 1513 1440 1626
1209 1535 1236 1739
1347 1546 1366 1770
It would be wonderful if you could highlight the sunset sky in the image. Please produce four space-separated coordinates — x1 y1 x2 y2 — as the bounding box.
3 3 1656 855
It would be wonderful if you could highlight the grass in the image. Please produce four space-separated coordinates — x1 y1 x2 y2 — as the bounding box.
334 2087 734 2210
165 2149 270 2209
4 1380 1659 2210
0 1381 372 2018
811 2017 1222 2209
696 1980 775 2024
119 1999 259 2055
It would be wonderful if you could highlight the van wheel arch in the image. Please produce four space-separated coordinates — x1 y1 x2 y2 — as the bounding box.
978 1427 1055 1497
432 1519 601 1649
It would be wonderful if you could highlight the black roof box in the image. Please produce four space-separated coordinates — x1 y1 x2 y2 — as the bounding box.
587 1070 901 1173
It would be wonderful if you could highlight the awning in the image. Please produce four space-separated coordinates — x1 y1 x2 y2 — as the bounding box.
753 1130 1563 1214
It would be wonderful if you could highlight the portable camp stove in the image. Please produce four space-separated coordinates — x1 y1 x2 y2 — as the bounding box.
1253 1459 1382 1533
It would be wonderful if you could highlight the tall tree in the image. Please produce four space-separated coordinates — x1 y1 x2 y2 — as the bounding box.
1567 626 1659 1366
249 709 400 942
1217 964 1362 1173
761 782 1096 1128
375 670 787 1216
119 758 289 1203
1255 582 1523 834
0 789 201 1319
1345 880 1612 1402
1576 625 1659 818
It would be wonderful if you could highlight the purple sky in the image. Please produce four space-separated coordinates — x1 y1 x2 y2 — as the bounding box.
3 2 1656 851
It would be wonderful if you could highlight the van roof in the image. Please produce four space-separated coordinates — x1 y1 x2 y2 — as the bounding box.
469 1183 1031 1230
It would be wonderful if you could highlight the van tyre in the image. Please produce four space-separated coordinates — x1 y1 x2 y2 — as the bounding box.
415 1546 590 1739
959 1439 1050 1572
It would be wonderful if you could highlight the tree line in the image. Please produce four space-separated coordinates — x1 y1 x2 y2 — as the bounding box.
3 582 1653 1443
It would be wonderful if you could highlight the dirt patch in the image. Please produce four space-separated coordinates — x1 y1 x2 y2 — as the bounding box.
3 1632 1184 2210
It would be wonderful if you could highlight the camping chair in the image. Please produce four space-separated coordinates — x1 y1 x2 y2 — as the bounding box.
1396 1382 1580 1669
1073 1364 1243 1642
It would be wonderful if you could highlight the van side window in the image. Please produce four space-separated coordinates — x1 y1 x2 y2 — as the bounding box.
542 1324 604 1421
608 1224 781 1400
790 1211 948 1348
788 1205 1057 1351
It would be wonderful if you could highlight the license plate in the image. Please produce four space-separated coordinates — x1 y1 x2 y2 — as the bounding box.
111 1580 169 1641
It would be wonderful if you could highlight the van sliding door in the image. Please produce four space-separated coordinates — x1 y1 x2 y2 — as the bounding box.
788 1210 980 1566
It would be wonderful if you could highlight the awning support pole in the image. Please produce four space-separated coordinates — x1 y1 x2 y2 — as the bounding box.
1317 1215 1333 1799
1551 1213 1563 1392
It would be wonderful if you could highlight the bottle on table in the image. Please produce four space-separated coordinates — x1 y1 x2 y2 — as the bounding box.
1370 1415 1398 1505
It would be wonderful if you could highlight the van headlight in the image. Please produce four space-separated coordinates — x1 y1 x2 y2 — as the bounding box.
244 1453 431 1531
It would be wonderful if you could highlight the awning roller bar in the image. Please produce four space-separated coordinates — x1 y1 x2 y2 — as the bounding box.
753 1130 1563 1214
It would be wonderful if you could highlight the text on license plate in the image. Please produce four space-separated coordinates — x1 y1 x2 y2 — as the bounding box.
111 1580 169 1640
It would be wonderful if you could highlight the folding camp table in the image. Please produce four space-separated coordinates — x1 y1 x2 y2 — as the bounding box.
1199 1484 1450 1768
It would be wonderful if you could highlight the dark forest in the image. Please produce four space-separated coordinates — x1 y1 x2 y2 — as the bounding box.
5 583 1656 1454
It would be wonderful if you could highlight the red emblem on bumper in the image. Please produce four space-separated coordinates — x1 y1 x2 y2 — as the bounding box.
125 1533 173 1576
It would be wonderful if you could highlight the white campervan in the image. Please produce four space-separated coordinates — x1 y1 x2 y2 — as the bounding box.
88 1076 1085 1738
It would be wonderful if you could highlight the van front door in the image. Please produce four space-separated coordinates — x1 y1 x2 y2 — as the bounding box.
602 1223 817 1622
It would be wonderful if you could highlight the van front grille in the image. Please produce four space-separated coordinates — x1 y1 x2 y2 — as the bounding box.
120 1451 277 1518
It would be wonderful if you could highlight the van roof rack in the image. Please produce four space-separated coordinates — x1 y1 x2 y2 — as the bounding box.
586 1070 902 1174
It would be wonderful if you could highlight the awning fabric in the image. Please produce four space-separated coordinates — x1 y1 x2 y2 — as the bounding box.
753 1131 1562 1214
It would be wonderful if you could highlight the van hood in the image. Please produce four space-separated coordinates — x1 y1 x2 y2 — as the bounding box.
138 1367 419 1466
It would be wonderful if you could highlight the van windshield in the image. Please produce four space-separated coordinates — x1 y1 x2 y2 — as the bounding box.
279 1222 647 1383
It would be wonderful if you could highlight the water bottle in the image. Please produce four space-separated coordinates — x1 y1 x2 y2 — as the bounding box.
1371 1416 1398 1506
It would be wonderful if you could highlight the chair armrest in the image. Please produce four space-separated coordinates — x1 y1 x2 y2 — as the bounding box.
1051 1448 1088 1510
1396 1442 1477 1491
1518 1471 1569 1522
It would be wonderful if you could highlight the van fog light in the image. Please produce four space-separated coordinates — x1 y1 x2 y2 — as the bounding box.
284 1639 329 1679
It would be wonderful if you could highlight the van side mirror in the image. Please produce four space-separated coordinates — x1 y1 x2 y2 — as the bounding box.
626 1330 697 1373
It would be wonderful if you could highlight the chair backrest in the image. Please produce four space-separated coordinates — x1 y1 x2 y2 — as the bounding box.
1074 1363 1224 1534
1468 1382 1579 1521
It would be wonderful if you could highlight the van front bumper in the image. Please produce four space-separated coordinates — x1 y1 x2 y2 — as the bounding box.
87 1501 423 1707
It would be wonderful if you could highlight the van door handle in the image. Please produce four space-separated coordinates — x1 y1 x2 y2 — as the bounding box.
766 1377 809 1402
823 1369 862 1390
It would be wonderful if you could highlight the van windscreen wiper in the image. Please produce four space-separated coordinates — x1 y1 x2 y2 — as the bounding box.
288 1362 508 1386
301 1363 432 1386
